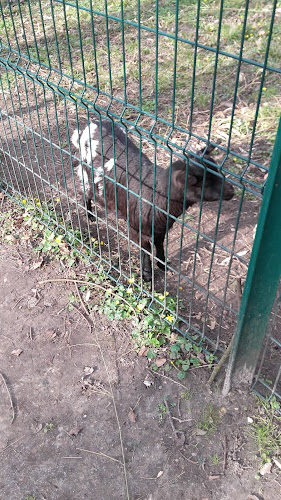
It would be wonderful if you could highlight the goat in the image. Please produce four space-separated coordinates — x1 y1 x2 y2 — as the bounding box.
72 118 234 281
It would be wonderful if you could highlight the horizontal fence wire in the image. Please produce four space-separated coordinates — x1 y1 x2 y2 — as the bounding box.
0 0 280 372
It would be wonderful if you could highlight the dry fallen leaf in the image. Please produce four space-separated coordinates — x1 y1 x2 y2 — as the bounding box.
11 349 23 357
60 242 70 254
32 260 43 270
128 408 137 423
69 426 83 437
195 428 207 436
45 329 56 339
84 366 94 376
143 373 154 387
5 234 17 244
32 423 43 433
156 470 163 478
138 346 147 357
208 318 216 330
273 458 281 469
27 296 38 309
155 358 166 368
219 256 231 266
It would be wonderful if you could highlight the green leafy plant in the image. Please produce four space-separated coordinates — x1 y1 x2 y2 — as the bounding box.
157 401 167 421
250 397 281 465
163 335 203 380
198 404 221 434
43 423 54 434
0 195 217 376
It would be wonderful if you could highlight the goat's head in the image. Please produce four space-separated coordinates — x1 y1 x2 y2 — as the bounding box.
171 149 234 206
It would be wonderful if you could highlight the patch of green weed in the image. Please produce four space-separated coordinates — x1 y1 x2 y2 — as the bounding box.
43 423 54 433
198 404 221 434
250 397 281 465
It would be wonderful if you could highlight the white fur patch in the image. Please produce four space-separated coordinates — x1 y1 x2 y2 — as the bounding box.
72 123 99 166
76 163 90 193
71 129 81 149
98 182 103 196
94 165 103 185
80 123 99 165
105 158 114 172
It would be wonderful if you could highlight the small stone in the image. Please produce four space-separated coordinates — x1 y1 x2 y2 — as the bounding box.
260 462 272 476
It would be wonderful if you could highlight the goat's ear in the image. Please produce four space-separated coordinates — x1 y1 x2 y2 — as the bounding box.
172 170 197 190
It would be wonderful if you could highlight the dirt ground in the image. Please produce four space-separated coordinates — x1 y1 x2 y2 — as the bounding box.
1 235 281 500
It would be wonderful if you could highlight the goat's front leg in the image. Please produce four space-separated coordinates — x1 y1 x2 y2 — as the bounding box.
154 234 166 271
86 198 95 222
141 239 152 282
130 229 152 282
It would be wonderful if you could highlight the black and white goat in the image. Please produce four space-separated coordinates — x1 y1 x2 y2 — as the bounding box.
72 118 234 281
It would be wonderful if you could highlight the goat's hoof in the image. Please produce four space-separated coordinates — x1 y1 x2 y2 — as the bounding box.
88 213 95 222
142 271 152 282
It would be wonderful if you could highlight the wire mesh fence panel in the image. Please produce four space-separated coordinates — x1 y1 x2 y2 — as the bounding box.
0 0 280 369
252 281 281 408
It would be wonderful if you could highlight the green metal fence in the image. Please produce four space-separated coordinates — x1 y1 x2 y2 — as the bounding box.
0 0 281 391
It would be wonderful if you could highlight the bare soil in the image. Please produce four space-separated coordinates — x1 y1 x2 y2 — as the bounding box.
1 236 281 500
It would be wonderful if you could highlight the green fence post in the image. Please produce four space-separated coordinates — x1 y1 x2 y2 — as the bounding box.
223 117 281 395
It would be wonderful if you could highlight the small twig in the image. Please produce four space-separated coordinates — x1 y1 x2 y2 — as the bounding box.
43 278 130 499
158 471 185 488
177 394 182 418
208 277 242 384
71 303 93 336
12 296 25 310
147 369 187 390
0 191 6 209
29 326 34 341
131 396 142 413
76 447 123 465
69 342 98 349
56 305 67 315
178 449 198 465
115 347 136 362
164 399 185 446
223 434 227 474
0 334 15 344
172 416 192 424
0 434 26 455
39 278 138 320
190 363 215 370
164 399 177 435
75 282 89 317
0 372 15 424
15 246 24 262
